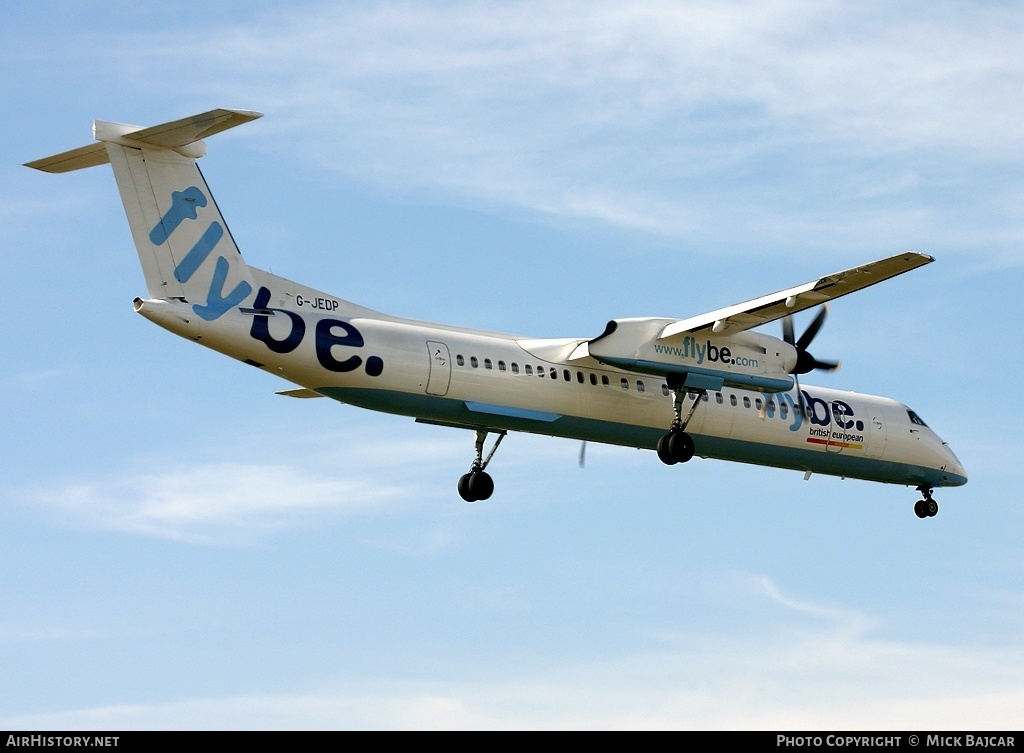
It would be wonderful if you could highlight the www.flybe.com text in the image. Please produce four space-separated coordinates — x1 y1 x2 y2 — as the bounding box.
653 337 759 367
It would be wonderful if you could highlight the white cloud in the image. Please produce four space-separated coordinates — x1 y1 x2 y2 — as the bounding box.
70 1 1024 250
5 576 1023 729
14 427 599 545
19 431 468 545
13 368 67 391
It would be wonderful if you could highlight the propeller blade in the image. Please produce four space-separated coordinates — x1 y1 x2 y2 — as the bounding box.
782 304 839 376
796 304 828 351
782 315 795 345
810 357 841 372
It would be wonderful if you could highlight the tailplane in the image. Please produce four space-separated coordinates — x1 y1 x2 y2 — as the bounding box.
26 109 262 320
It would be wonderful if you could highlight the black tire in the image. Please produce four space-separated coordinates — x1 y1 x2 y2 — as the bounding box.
468 471 494 501
657 434 678 465
458 473 476 502
914 500 928 518
668 431 695 463
926 499 938 517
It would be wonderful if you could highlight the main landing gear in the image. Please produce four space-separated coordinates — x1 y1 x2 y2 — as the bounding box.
657 383 704 466
458 429 506 503
914 485 939 518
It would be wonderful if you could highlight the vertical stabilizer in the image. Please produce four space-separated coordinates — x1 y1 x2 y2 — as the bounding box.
26 109 263 321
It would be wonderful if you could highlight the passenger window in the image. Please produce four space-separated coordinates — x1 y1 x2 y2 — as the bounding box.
456 354 465 366
702 393 709 402
636 380 645 393
525 364 533 375
511 362 519 374
730 394 737 406
484 358 492 370
743 396 751 408
563 369 571 382
755 398 762 410
590 373 597 386
662 384 670 396
470 356 479 368
716 392 724 404
550 367 557 379
498 360 506 372
780 402 788 417
601 375 610 386
620 378 629 390
577 371 585 384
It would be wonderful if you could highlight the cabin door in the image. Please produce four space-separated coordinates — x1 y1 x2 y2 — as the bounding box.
425 341 452 396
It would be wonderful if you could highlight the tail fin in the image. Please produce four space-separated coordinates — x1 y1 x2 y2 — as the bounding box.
26 109 263 320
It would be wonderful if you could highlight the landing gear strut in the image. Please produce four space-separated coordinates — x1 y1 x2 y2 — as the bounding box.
458 429 506 502
657 381 704 466
914 485 939 518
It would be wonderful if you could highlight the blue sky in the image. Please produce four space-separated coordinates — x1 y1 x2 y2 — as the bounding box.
2 0 1021 729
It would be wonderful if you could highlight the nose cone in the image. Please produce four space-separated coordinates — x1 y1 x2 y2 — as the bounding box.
938 443 968 487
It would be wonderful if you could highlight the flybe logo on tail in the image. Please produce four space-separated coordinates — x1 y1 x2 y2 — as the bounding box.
150 187 207 244
150 187 252 321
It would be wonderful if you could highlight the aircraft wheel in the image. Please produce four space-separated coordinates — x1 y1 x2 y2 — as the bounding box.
458 473 476 503
468 471 494 501
669 431 695 463
914 500 928 518
657 434 678 466
926 499 938 517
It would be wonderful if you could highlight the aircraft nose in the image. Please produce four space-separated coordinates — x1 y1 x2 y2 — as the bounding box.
938 443 968 486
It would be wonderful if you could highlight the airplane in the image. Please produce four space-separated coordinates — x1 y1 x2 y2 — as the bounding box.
26 108 967 518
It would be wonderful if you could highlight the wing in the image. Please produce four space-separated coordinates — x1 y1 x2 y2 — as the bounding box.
658 252 933 339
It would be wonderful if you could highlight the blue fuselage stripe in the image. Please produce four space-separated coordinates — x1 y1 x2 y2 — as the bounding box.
465 401 562 422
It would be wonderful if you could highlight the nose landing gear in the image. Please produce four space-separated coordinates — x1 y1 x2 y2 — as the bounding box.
458 429 506 503
914 485 938 518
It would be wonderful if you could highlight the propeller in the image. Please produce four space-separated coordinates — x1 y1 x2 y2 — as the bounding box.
782 304 841 375
781 304 841 417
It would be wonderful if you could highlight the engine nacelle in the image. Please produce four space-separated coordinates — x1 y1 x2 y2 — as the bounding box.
588 318 797 392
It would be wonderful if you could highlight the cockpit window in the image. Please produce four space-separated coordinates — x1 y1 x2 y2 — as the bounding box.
907 410 928 427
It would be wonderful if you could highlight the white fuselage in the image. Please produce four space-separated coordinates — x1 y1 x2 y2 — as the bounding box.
136 266 967 490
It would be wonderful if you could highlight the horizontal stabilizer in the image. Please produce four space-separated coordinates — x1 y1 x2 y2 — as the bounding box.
25 143 109 173
100 108 263 149
276 388 325 399
25 108 263 173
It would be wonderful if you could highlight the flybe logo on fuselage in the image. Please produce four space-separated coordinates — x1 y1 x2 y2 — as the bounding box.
150 186 252 321
768 390 866 436
247 287 384 377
